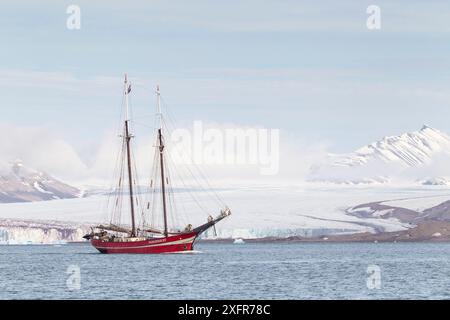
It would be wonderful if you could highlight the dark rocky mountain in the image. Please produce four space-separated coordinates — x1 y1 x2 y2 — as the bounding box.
0 161 80 203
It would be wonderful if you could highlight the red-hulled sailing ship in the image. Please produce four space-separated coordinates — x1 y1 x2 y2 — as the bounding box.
84 75 231 254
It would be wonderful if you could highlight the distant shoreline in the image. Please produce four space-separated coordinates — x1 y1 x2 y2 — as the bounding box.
68 220 450 244
199 221 450 243
3 221 450 245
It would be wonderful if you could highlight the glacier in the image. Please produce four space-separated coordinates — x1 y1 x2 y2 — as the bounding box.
0 219 90 244
1 184 449 242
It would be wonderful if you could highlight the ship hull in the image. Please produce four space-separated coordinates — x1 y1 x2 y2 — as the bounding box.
90 232 197 254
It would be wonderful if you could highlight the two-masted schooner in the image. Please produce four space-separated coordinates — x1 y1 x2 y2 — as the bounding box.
83 75 231 254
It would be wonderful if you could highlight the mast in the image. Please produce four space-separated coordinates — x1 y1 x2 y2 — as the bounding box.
156 85 169 237
124 74 136 237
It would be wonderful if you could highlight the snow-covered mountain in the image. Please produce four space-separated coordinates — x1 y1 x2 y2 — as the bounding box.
308 126 450 184
0 160 81 203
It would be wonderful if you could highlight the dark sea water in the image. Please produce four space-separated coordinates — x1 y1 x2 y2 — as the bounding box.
1 242 450 300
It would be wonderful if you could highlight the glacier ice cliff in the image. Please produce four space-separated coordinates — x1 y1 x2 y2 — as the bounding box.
0 219 90 244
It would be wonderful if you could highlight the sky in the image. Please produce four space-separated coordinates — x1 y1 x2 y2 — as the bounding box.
1 0 450 183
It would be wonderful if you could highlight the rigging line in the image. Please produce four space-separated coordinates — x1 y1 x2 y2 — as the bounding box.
130 145 146 230
161 116 225 209
106 84 132 226
163 136 210 215
162 155 173 230
163 147 191 226
157 101 226 207
130 114 160 120
111 137 126 227
146 135 158 223
131 82 154 92
162 111 227 207
149 142 159 224
118 134 127 226
148 142 160 229
116 138 127 225
161 98 226 206
163 147 189 225
158 130 181 229
145 91 224 225
129 120 157 131
104 94 127 222
190 159 227 207
160 119 215 211
150 145 159 228
164 152 188 229
122 102 141 231
109 132 125 224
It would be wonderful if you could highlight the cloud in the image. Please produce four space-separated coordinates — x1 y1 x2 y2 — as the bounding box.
0 124 88 182
10 119 450 188
0 121 328 187
151 121 328 184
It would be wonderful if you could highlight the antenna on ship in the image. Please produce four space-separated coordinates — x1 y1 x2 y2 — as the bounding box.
156 85 169 237
124 74 136 237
